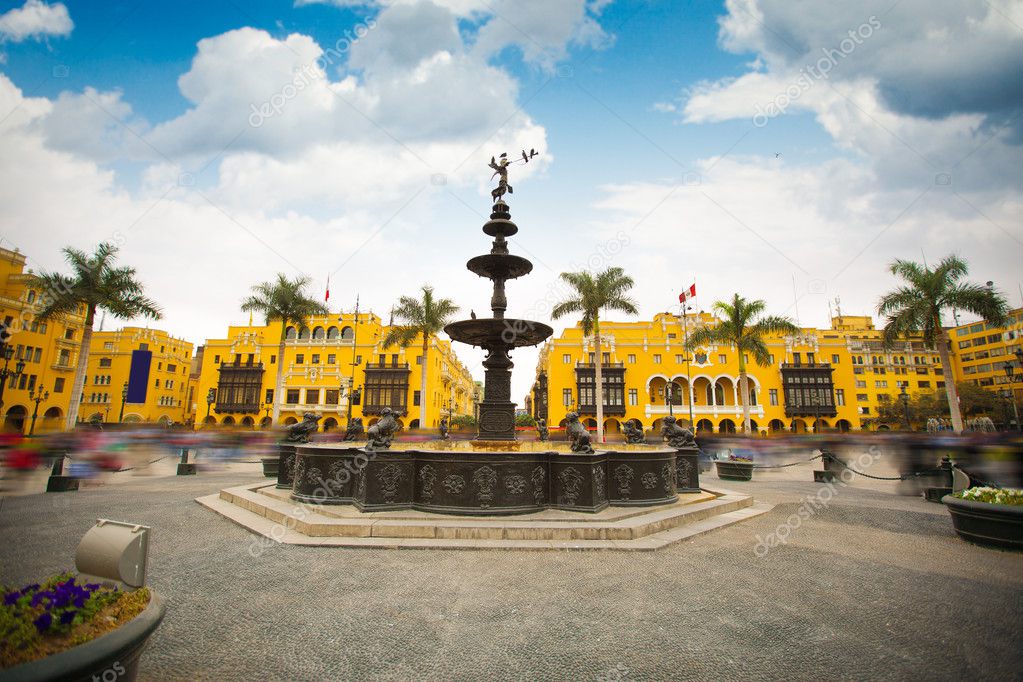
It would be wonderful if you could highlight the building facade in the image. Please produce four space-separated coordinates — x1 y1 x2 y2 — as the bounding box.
0 246 85 434
530 312 949 434
193 312 477 431
947 307 1023 425
77 327 196 426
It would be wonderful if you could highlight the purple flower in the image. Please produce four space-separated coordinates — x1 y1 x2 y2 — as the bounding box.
30 591 53 608
3 591 19 606
59 609 77 625
85 583 100 591
33 612 52 633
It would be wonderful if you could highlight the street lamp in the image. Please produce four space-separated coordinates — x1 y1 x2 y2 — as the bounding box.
0 345 26 413
899 385 911 431
205 387 216 421
1003 361 1020 431
666 382 677 417
119 381 129 422
28 387 49 436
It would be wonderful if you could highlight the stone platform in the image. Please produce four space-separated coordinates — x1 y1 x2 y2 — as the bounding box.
196 482 770 550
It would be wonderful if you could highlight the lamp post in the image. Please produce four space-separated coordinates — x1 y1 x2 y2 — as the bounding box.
205 387 216 423
666 382 676 417
899 385 911 431
262 402 272 427
0 345 26 413
1003 361 1020 431
119 382 128 423
28 387 49 436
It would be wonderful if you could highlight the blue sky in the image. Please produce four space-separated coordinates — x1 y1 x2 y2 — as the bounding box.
1 0 1020 400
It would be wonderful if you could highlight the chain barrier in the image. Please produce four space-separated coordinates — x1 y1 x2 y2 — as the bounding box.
826 456 945 481
748 453 824 469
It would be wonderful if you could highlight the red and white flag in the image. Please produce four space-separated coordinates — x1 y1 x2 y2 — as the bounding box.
679 283 696 303
325 275 330 303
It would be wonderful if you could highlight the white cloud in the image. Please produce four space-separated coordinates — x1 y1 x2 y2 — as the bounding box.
0 0 72 42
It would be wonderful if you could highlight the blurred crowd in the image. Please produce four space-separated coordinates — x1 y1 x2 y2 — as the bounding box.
2 423 1021 494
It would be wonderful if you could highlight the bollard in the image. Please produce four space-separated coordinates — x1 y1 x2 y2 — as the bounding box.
923 456 954 503
46 452 79 492
176 448 197 476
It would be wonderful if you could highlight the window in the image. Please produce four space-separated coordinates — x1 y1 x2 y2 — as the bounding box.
265 389 274 404
768 354 775 364
311 354 320 364
918 381 930 389
413 391 421 406
166 380 174 389
99 358 112 368
295 354 304 364
628 354 636 364
54 377 65 393
769 389 778 406
32 348 41 363
718 354 726 364
628 388 638 406
286 389 300 404
793 352 801 364
327 354 336 364
139 343 148 351
305 389 320 404
103 342 114 350
168 364 177 373
856 393 868 402
270 355 276 364
416 355 423 365
653 354 662 364
563 388 572 407
836 389 845 406
326 389 339 405
64 328 74 340
154 379 160 388
675 355 683 364
831 354 840 364
875 380 887 388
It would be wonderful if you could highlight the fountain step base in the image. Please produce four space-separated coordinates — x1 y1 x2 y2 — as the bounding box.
196 483 768 551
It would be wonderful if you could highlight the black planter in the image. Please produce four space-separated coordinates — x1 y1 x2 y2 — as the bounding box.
1 592 166 682
261 457 279 478
715 460 753 481
673 446 701 493
942 495 1023 550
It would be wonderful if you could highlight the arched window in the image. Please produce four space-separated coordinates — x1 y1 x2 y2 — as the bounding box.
326 326 339 340
706 384 715 405
285 326 297 340
749 386 757 405
298 328 310 340
312 326 325 340
341 326 354 340
26 290 36 304
714 382 725 405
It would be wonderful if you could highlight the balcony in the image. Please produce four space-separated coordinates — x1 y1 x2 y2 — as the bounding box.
780 362 831 369
576 362 625 368
577 404 627 417
366 362 409 370
647 404 764 416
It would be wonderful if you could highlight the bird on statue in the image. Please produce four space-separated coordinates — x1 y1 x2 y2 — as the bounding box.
470 310 477 319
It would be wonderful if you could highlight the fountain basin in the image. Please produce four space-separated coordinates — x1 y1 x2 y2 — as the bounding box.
467 254 533 280
445 318 553 348
289 442 685 515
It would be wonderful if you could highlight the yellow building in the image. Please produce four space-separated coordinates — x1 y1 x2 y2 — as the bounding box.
947 306 1023 420
531 312 946 434
77 327 196 426
193 312 477 431
0 246 84 434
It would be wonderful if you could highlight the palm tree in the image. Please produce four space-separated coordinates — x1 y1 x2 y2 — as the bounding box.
241 274 329 423
686 294 798 435
877 255 1007 432
33 243 162 430
382 286 459 429
551 267 638 443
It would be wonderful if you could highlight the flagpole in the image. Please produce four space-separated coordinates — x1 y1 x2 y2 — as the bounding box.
347 294 360 427
682 301 694 428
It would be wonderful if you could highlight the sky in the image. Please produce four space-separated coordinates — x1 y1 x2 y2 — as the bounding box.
0 0 1021 404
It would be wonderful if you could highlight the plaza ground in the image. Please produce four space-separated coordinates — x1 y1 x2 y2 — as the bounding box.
1 455 1021 681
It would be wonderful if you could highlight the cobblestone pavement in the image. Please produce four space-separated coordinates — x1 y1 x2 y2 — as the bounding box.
1 457 1021 681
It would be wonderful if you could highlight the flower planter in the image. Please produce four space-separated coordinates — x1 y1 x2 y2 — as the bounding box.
715 460 753 481
2 592 165 682
261 457 279 478
942 495 1023 550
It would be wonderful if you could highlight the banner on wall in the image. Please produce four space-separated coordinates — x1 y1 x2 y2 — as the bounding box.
126 350 152 404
